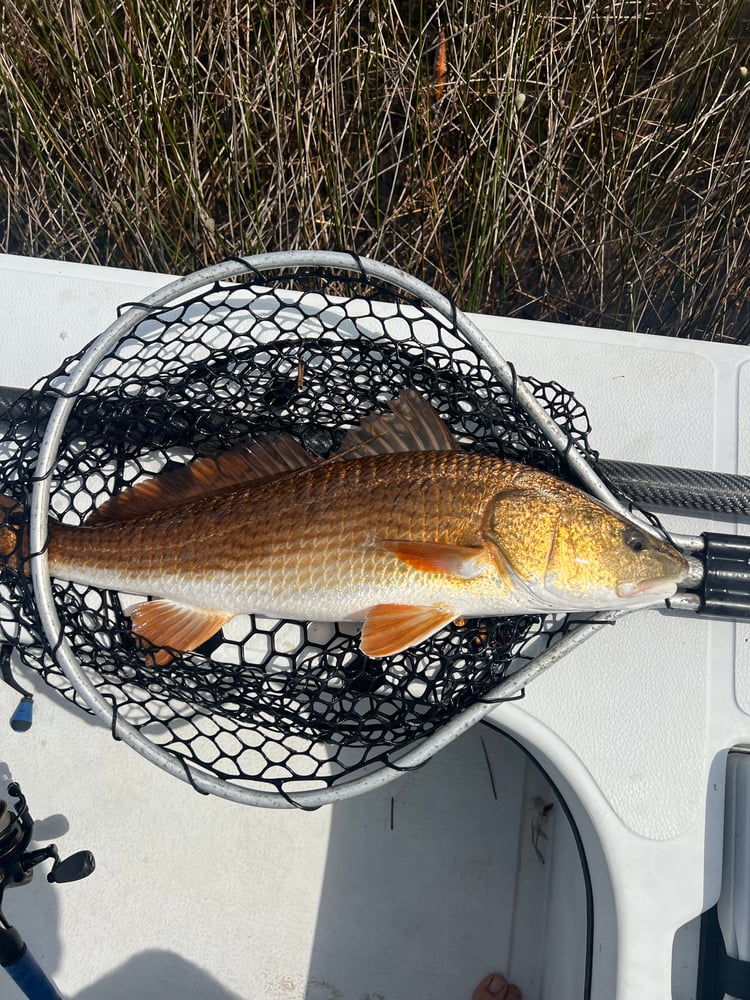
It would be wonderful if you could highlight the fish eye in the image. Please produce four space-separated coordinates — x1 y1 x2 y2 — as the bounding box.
623 528 648 553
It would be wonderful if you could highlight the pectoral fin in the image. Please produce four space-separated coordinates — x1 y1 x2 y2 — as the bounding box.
375 540 486 578
129 599 232 665
360 603 457 657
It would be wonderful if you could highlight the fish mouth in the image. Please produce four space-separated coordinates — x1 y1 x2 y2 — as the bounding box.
616 577 681 602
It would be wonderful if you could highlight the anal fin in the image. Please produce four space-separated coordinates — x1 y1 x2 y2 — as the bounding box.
360 603 457 657
129 599 232 666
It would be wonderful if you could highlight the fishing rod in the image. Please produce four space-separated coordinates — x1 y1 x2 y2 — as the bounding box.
0 780 94 999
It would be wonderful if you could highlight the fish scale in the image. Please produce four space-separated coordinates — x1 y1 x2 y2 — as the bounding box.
48 451 515 619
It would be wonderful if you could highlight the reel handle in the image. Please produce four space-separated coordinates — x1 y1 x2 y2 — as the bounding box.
0 784 93 997
47 850 95 884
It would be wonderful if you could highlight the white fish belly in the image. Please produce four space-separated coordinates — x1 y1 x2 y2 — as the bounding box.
49 550 546 621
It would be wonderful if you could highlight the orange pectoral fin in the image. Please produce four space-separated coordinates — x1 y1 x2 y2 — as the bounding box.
129 599 232 665
375 540 486 578
360 604 457 657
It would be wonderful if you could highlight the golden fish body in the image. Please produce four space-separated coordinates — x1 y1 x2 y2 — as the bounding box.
49 452 529 617
1 391 689 660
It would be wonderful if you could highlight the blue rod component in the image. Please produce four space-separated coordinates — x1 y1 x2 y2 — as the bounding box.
4 946 63 1000
10 697 33 732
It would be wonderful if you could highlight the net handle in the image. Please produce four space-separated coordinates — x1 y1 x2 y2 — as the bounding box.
26 251 690 807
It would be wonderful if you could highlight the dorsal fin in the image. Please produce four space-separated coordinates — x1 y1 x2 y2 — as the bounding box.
86 391 456 526
338 389 460 458
86 434 315 525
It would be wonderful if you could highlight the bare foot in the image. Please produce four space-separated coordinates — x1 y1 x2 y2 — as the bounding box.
471 973 522 1000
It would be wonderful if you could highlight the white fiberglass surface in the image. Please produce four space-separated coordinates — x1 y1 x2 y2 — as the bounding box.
3 708 587 1000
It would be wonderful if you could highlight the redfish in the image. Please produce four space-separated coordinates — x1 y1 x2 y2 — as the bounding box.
0 391 688 661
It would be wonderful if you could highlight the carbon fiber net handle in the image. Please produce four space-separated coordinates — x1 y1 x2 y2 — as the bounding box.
599 460 750 517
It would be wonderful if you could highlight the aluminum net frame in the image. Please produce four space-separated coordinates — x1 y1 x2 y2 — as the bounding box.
0 252 671 807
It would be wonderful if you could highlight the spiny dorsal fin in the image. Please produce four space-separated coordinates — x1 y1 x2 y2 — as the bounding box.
86 434 315 525
338 389 460 458
360 603 457 657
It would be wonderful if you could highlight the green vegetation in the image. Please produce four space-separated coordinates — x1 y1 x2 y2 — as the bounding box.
0 0 748 340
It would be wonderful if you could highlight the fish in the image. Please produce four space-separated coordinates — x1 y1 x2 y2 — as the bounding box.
0 391 689 663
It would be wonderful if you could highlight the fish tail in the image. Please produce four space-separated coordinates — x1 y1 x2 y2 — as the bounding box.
0 495 29 573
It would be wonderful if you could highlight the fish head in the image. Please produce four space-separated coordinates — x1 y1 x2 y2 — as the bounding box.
484 470 689 611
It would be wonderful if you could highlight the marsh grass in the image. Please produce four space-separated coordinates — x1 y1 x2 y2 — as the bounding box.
0 0 748 340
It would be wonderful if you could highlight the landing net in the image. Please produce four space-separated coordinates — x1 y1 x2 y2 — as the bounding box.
0 254 642 805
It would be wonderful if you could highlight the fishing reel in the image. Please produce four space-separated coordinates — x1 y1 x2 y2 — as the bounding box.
0 782 94 971
0 782 95 898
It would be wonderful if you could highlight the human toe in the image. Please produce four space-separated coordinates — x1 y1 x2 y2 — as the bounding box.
471 972 522 1000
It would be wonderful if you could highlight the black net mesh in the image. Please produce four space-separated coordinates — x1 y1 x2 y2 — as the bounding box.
0 260 618 800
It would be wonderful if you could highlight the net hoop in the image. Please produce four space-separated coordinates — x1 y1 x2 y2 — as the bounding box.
24 251 650 806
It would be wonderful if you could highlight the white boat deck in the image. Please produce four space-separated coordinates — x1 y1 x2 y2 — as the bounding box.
1 253 748 999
